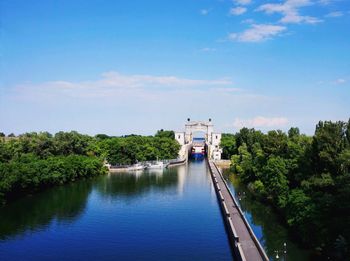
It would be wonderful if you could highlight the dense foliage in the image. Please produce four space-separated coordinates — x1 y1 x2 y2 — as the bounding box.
223 120 350 260
0 154 105 205
0 130 180 204
98 131 180 165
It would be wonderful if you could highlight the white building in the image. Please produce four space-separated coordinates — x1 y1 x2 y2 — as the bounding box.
175 119 222 160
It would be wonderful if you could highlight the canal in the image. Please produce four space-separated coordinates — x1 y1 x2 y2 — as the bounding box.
0 161 233 260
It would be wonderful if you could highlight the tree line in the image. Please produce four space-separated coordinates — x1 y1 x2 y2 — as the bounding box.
220 119 350 260
0 130 180 205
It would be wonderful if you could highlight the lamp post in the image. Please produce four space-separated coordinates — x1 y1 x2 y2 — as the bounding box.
274 242 287 260
275 250 279 259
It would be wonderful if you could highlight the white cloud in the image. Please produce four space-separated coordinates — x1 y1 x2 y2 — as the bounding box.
200 9 210 15
200 47 217 52
233 0 252 5
13 71 234 100
233 116 289 128
97 71 232 87
257 0 323 24
325 11 343 17
213 87 242 93
318 0 335 5
229 24 287 42
281 14 322 24
230 7 247 16
241 18 255 24
333 78 346 84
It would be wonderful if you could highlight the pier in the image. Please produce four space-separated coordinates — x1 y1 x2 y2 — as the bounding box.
208 160 269 261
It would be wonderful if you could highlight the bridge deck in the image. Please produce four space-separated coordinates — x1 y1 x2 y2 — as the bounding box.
208 160 269 261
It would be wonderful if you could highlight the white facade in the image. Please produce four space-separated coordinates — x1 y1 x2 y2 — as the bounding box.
175 132 185 145
213 150 222 161
211 132 222 146
184 120 214 144
176 119 222 160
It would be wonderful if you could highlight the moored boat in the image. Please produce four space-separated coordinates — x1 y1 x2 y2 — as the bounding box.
126 163 145 171
191 138 206 160
146 161 164 169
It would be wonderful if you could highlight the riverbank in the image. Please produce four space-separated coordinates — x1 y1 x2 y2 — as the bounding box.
0 155 107 205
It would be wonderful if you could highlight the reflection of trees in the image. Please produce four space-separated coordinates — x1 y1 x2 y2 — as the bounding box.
0 169 179 240
222 170 310 261
95 169 179 199
0 180 92 240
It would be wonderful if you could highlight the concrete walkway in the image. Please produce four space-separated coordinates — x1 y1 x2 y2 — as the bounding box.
208 160 269 261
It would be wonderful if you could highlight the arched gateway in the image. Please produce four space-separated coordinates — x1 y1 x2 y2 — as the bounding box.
175 119 222 160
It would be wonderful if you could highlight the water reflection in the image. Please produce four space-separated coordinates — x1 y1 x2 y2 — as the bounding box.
95 167 180 199
0 181 92 240
176 165 187 195
222 169 310 261
0 166 183 240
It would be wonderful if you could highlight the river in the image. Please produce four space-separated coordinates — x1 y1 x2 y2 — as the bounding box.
0 161 232 260
0 160 310 260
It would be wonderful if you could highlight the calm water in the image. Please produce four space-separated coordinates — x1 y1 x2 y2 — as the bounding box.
221 169 311 261
0 161 233 260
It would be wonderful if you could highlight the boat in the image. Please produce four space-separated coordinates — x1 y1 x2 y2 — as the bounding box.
126 163 145 171
191 138 206 160
146 161 164 169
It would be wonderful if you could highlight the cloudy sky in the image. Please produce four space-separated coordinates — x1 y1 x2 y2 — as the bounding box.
0 0 349 135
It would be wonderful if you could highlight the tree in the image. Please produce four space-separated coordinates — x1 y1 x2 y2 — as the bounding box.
155 130 175 139
311 121 347 176
288 127 300 139
95 134 110 140
262 156 289 208
262 130 288 157
226 118 350 257
286 189 313 228
237 143 254 183
220 134 236 159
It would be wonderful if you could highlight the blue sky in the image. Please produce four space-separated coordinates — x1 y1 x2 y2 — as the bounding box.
0 0 349 135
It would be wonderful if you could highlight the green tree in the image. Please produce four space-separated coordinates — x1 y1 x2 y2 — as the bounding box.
311 121 347 175
220 134 236 159
155 129 175 139
262 156 289 208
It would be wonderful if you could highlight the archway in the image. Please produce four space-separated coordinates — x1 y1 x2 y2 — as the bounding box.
175 119 222 160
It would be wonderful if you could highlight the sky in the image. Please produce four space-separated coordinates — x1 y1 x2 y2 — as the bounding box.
0 0 349 136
